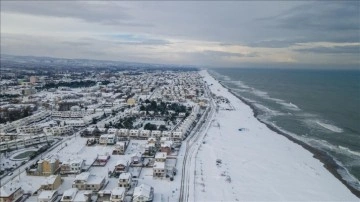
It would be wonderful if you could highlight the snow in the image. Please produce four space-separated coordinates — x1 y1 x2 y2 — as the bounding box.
191 70 358 201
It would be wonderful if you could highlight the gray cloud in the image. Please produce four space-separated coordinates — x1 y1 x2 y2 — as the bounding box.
260 1 360 44
1 1 152 27
294 45 360 54
61 41 92 47
200 50 258 58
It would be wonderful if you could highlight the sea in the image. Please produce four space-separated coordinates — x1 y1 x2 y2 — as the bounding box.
208 68 360 191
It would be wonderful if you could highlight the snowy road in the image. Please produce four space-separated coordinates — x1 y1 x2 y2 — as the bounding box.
179 84 216 202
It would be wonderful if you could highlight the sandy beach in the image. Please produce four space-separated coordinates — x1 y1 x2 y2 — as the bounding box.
192 70 359 201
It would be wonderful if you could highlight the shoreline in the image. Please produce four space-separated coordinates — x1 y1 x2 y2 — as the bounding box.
212 75 360 197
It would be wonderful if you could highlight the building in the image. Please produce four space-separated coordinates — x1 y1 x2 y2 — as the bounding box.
118 129 129 137
40 175 62 190
99 134 116 145
110 187 125 202
153 162 166 178
60 159 85 174
113 142 127 155
155 152 167 162
160 141 172 155
118 172 132 190
129 129 139 138
38 190 58 202
0 182 24 202
114 159 129 174
30 76 38 84
37 158 60 176
132 184 154 202
61 188 91 202
127 98 136 106
72 172 106 191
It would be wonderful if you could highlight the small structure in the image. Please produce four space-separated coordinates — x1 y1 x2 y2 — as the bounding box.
153 161 166 178
160 141 172 155
40 175 62 190
72 172 106 191
139 130 151 139
0 182 24 202
61 188 91 202
37 157 60 176
38 190 58 202
129 129 139 138
118 129 129 137
132 184 154 202
94 153 111 166
113 142 127 155
60 158 85 174
99 134 116 145
151 130 162 138
110 187 125 202
155 152 167 162
114 159 129 174
118 172 132 190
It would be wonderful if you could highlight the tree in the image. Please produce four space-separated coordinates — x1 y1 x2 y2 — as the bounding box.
159 125 167 131
144 123 157 130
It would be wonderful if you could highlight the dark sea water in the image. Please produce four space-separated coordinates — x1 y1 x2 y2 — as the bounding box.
209 68 360 190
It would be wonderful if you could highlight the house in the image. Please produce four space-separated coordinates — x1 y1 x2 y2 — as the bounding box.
118 172 132 190
37 157 60 176
99 134 116 145
160 137 171 144
129 129 139 138
161 131 172 138
139 130 151 139
94 153 111 166
113 141 127 155
110 187 125 202
147 137 156 144
114 159 129 174
107 128 118 135
40 175 62 190
155 152 167 162
60 159 85 174
144 143 155 156
153 162 166 178
0 182 24 202
61 188 91 202
150 130 161 138
118 129 129 137
172 131 183 140
131 153 142 166
127 98 136 106
132 184 154 202
160 141 172 155
72 172 106 191
38 190 58 202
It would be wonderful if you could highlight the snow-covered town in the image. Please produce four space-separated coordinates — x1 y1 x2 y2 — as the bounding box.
0 65 212 202
0 59 358 201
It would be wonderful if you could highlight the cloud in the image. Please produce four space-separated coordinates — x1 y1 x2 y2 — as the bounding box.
107 34 172 46
294 45 360 54
61 41 92 47
261 1 360 43
199 50 258 58
1 1 152 27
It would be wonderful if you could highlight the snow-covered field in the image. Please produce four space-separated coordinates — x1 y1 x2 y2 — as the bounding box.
192 70 358 201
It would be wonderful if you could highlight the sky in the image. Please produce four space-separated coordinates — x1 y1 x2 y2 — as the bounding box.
1 1 359 68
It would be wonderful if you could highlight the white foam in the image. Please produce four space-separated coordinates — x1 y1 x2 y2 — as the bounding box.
338 146 360 157
316 121 344 133
254 103 285 116
277 101 301 111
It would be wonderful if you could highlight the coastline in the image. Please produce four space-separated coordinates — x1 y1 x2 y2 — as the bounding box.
214 76 360 198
